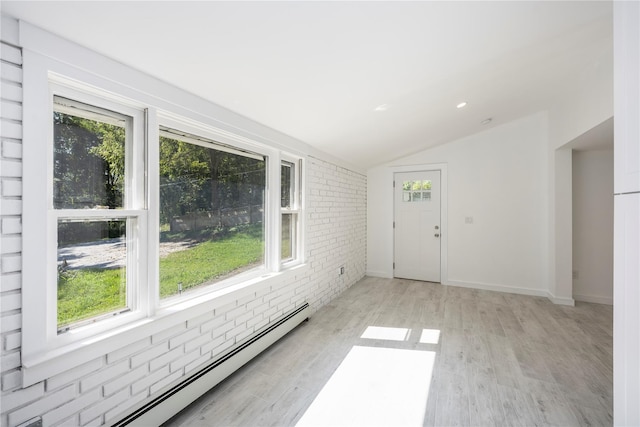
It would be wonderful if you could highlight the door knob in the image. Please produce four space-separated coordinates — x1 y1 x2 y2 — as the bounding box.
435 225 439 230
434 233 440 238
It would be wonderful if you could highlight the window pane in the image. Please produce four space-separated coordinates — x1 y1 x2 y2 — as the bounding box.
57 219 128 332
281 161 294 208
282 213 296 261
53 97 126 209
159 133 265 300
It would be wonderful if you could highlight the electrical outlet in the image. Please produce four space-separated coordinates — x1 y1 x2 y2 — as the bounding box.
339 266 345 276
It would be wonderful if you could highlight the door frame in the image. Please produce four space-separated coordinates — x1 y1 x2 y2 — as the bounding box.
391 163 448 284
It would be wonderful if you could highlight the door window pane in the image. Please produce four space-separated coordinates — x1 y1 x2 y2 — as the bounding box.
402 180 433 202
159 131 266 300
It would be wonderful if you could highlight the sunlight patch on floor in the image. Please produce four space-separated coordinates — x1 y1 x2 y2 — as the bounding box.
360 326 410 341
419 328 441 344
296 346 436 427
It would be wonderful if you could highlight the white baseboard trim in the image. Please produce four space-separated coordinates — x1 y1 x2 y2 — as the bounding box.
445 280 549 298
365 270 392 279
573 294 613 305
369 277 579 306
446 281 576 306
546 294 576 306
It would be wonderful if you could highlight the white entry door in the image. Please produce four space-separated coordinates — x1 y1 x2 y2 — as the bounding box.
394 171 441 282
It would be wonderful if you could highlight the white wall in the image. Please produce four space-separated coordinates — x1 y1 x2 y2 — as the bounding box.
550 148 575 305
546 43 613 304
572 149 614 304
368 112 550 296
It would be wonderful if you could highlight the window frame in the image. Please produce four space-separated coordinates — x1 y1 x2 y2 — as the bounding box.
34 82 149 350
155 121 271 306
51 91 148 337
281 157 303 266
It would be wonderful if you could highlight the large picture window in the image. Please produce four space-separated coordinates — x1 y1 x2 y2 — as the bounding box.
158 128 266 301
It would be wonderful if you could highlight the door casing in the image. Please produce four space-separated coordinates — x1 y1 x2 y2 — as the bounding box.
391 163 448 284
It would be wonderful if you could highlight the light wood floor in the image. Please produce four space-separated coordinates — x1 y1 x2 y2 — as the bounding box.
164 277 613 426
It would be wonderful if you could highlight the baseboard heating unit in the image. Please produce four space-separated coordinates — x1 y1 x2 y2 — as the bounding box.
111 303 310 427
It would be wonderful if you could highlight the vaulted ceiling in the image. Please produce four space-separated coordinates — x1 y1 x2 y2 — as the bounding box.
2 1 613 169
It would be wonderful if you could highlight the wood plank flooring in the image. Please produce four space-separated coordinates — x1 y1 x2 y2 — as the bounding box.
164 277 613 426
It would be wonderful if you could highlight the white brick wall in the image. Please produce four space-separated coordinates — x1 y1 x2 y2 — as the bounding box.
0 29 366 427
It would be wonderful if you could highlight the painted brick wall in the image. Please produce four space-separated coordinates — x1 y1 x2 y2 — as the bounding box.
0 32 366 427
306 157 367 307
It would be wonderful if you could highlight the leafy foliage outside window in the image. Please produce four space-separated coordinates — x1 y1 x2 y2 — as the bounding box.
402 180 432 191
53 109 125 210
158 135 265 226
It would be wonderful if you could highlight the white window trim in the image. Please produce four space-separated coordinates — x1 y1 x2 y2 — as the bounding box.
281 156 305 267
49 84 149 345
20 21 307 386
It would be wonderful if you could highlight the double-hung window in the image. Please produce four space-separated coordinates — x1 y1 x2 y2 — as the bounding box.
281 159 301 264
50 89 147 337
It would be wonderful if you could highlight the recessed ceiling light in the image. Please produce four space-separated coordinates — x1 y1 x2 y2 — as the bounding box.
374 104 390 112
481 118 492 125
456 102 467 109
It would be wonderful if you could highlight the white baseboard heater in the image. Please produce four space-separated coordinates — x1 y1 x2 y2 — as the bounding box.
112 303 310 427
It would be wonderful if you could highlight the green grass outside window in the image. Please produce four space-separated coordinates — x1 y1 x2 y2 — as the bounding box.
57 225 264 328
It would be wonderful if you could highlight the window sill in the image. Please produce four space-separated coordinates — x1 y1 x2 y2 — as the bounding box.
21 262 309 387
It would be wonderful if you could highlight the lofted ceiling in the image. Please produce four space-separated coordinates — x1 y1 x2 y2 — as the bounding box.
2 1 613 170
